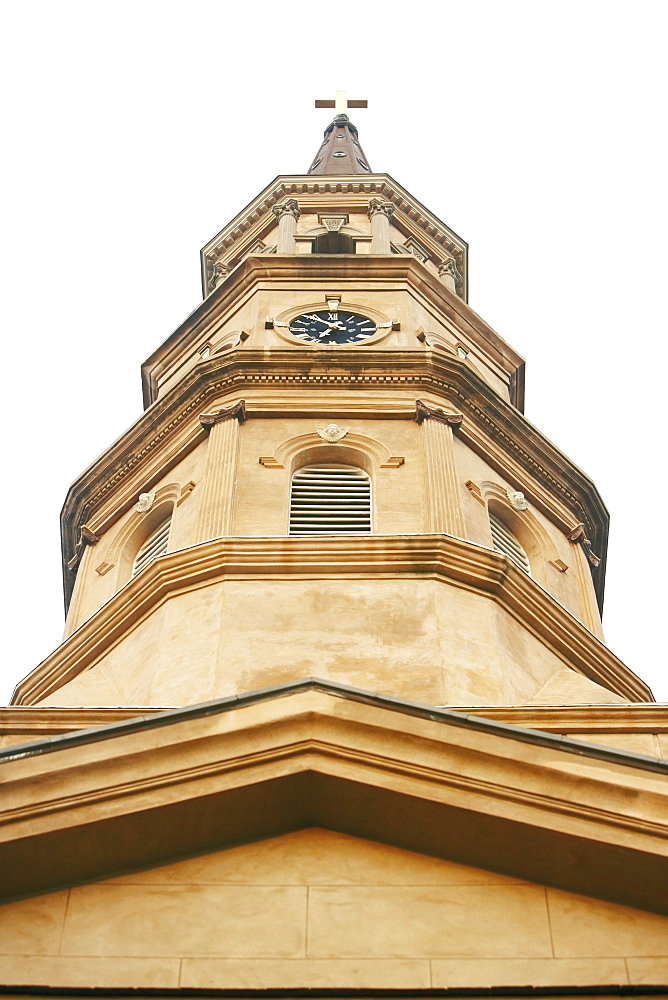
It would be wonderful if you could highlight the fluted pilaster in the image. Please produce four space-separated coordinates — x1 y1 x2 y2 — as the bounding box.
415 400 465 537
196 401 246 541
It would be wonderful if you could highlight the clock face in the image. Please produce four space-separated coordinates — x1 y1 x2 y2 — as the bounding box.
289 311 377 345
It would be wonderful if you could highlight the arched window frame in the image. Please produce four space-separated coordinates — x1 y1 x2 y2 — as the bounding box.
131 515 172 577
102 484 181 590
288 461 372 535
488 508 531 575
285 443 376 537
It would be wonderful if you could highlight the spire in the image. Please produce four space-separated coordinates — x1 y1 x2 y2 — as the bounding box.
307 115 372 174
309 91 372 174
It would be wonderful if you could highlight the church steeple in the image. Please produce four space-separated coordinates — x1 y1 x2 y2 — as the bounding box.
307 114 372 174
309 91 371 174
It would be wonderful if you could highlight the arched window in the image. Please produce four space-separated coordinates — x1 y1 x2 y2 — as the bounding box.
289 464 371 534
131 517 171 577
489 512 531 574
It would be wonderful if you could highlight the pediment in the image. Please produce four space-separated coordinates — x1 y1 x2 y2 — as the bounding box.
2 828 667 991
1 682 666 913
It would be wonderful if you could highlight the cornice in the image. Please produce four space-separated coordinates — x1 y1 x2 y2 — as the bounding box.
23 534 649 708
62 344 607 612
0 685 665 911
3 702 666 738
446 704 668 732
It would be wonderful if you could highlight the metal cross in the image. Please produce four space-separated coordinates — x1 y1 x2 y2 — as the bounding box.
315 90 368 113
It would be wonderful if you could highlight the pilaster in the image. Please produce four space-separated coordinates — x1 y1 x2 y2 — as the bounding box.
195 401 246 541
415 400 465 537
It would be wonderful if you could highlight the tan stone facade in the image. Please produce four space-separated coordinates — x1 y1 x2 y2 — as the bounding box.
1 115 666 996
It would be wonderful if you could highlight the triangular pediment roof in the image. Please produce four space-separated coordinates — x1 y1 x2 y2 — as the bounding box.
1 680 666 912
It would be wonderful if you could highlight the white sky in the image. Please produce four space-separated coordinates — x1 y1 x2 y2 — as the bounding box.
1 1 666 704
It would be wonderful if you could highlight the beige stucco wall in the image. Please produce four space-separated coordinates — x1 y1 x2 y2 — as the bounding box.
38 572 623 708
0 829 665 990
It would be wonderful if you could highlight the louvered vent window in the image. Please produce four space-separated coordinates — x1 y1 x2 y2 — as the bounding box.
489 513 531 574
289 464 371 534
132 518 171 577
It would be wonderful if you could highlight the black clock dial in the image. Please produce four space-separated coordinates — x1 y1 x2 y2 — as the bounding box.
289 311 377 345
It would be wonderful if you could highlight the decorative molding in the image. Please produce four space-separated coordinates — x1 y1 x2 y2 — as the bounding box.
367 197 395 220
133 489 156 514
67 524 100 572
316 423 349 443
549 558 569 573
414 398 463 429
3 700 665 738
259 457 284 469
210 261 230 290
403 236 430 263
505 487 529 511
199 399 247 429
380 457 405 469
465 480 485 505
17 534 652 707
177 481 196 505
438 255 460 279
271 198 300 221
62 351 605 612
568 523 601 567
318 214 348 231
94 560 114 576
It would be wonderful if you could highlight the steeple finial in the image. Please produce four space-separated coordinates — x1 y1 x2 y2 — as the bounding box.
315 90 368 114
309 92 372 175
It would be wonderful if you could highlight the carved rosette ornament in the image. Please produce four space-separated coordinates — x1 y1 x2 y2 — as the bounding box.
316 423 349 443
505 488 529 511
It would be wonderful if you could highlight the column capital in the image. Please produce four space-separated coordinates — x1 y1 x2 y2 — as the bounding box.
199 399 247 430
272 198 300 221
414 399 463 428
367 197 395 220
211 261 231 290
438 255 460 281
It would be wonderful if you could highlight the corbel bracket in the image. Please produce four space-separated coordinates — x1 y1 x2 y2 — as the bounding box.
67 524 100 571
200 399 247 430
414 399 463 429
567 523 601 567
